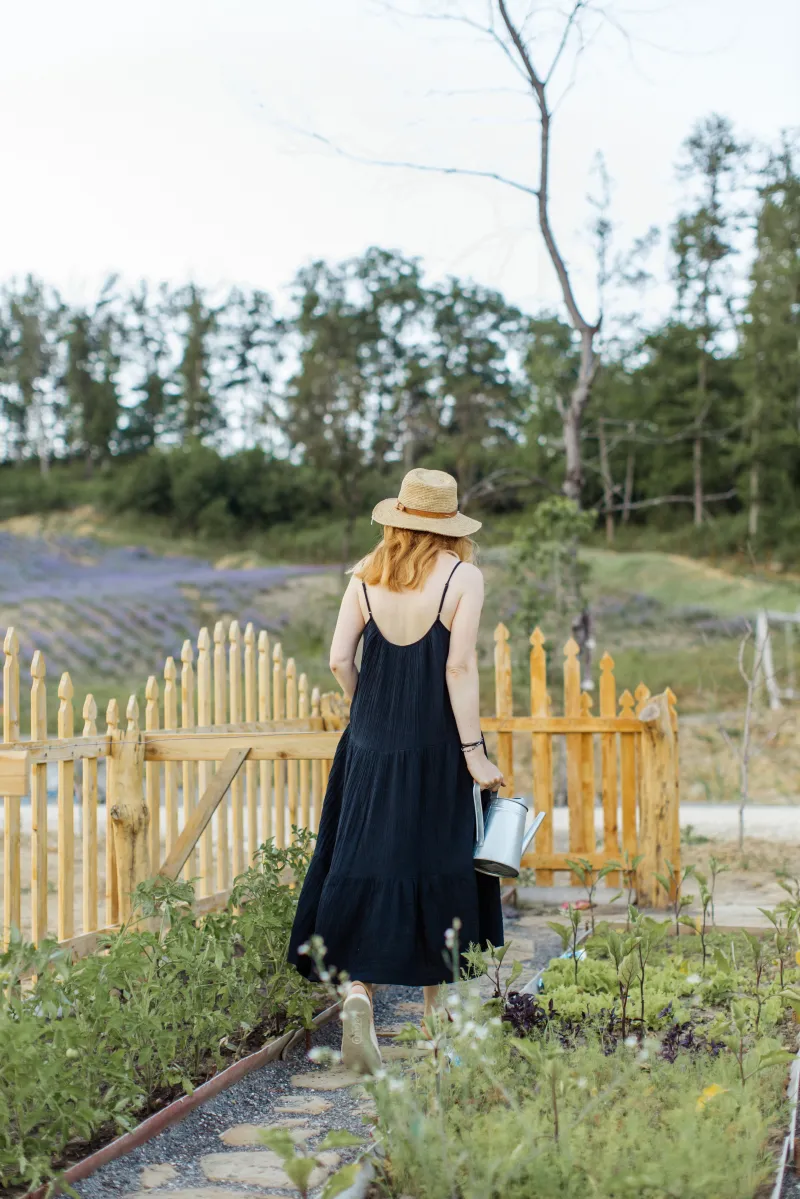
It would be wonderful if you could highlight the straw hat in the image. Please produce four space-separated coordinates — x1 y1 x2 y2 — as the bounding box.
372 468 481 537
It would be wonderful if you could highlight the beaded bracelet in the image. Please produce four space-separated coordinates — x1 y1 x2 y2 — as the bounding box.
460 736 486 754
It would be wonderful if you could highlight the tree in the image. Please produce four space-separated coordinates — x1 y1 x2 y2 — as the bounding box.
63 276 122 471
173 284 224 442
0 276 64 472
738 139 800 540
671 114 748 526
123 281 176 453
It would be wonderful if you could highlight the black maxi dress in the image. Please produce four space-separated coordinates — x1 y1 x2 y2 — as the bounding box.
288 562 503 986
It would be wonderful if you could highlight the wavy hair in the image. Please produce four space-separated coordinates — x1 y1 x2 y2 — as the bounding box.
356 526 475 592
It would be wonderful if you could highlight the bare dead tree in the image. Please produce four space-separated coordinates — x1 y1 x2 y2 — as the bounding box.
293 0 625 506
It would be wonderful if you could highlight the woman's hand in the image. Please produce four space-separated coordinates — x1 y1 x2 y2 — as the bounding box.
464 749 504 791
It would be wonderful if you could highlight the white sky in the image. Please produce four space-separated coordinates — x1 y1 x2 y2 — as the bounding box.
1 0 798 322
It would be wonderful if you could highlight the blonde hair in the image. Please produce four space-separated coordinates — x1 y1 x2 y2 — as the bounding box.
356 527 475 592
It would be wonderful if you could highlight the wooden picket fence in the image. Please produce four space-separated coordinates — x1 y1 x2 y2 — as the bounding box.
0 619 680 957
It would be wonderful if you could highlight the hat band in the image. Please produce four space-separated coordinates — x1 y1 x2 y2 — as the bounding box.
396 501 459 519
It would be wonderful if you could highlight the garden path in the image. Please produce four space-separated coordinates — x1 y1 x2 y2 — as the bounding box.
73 909 562 1199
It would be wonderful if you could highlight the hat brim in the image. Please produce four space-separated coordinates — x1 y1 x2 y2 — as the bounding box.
372 497 481 537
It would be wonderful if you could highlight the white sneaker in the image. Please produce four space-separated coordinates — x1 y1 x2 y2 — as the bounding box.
341 987 382 1075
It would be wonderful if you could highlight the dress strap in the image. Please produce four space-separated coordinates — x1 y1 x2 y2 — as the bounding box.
362 580 372 619
437 560 461 618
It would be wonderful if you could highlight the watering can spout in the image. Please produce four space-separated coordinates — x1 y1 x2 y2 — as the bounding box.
522 811 546 856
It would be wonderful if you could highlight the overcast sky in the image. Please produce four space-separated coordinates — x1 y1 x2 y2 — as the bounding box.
1 0 798 322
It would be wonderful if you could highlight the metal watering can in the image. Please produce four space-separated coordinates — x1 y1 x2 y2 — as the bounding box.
473 785 546 879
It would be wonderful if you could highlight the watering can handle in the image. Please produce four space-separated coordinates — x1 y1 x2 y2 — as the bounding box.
473 783 493 847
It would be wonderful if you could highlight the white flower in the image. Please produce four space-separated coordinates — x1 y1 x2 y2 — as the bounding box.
444 928 456 948
624 1035 638 1048
388 1077 405 1092
489 1017 502 1027
474 1024 489 1041
576 1076 588 1089
448 993 461 1008
687 973 701 985
297 942 310 956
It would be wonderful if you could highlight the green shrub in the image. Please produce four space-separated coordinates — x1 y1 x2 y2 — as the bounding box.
0 835 317 1193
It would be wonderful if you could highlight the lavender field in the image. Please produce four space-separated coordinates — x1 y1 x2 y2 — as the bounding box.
0 530 335 725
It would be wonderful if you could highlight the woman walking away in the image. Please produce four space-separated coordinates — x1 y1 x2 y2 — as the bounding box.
288 469 504 1074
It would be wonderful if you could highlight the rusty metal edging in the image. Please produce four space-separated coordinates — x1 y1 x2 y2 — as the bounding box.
22 1001 342 1199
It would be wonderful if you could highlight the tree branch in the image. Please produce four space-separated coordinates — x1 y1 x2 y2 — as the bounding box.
288 127 539 199
601 488 737 514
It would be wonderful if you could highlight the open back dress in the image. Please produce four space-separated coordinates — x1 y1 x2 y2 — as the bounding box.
288 561 503 986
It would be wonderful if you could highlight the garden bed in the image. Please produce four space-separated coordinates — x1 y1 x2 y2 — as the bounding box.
0 837 323 1198
362 905 800 1199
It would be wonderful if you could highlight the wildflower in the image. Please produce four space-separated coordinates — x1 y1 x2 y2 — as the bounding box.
449 993 461 1008
444 927 456 948
687 973 701 985
696 1083 727 1111
576 1076 588 1089
474 1024 489 1041
388 1077 405 1092
297 941 310 956
624 1035 638 1048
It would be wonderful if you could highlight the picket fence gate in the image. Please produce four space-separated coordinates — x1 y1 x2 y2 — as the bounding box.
0 620 680 957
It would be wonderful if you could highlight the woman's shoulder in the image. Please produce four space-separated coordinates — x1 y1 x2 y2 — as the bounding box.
450 558 483 589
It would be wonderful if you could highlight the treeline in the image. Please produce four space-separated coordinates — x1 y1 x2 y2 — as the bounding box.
1 118 798 559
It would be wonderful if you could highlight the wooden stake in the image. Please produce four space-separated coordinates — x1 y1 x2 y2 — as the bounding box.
244 623 258 862
599 653 620 886
181 640 197 882
273 642 285 848
258 630 272 846
30 651 48 943
311 686 322 832
228 621 245 877
299 673 311 829
529 628 553 884
493 623 514 796
3 628 21 948
286 658 298 836
636 692 678 909
57 672 75 941
82 695 99 933
163 656 178 854
564 638 586 883
619 690 637 862
109 697 148 923
145 676 160 875
213 622 229 889
105 698 120 927
196 628 213 893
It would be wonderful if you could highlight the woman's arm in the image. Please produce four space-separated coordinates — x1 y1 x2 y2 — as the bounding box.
445 565 504 791
328 576 366 700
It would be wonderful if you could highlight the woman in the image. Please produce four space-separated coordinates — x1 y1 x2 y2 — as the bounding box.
288 468 504 1074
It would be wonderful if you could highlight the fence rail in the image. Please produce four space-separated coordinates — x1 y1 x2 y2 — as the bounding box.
1 618 680 955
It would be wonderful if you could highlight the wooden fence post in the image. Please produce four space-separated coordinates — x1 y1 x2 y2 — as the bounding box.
299 673 311 830
244 623 258 862
564 638 588 882
57 672 75 942
619 690 637 862
110 697 148 923
82 694 99 933
311 686 322 832
258 631 272 845
164 656 178 855
529 628 553 884
273 642 285 848
196 628 212 893
213 622 229 889
181 640 197 882
286 658 298 835
145 676 160 875
579 691 596 854
636 692 679 909
229 621 245 877
599 653 621 887
30 651 48 943
3 628 21 948
105 698 120 926
494 623 514 796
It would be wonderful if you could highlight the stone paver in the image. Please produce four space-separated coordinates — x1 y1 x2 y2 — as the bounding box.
220 1119 315 1146
127 1191 255 1199
139 1164 178 1188
289 1067 360 1090
201 1148 340 1188
275 1095 332 1114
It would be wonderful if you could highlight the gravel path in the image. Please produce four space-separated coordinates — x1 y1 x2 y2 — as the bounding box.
74 909 562 1199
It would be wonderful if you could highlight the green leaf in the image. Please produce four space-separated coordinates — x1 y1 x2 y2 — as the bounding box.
283 1155 317 1194
258 1128 297 1161
322 1162 364 1199
318 1130 364 1150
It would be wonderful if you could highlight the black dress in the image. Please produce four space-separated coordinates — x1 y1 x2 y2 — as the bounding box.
288 562 503 986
